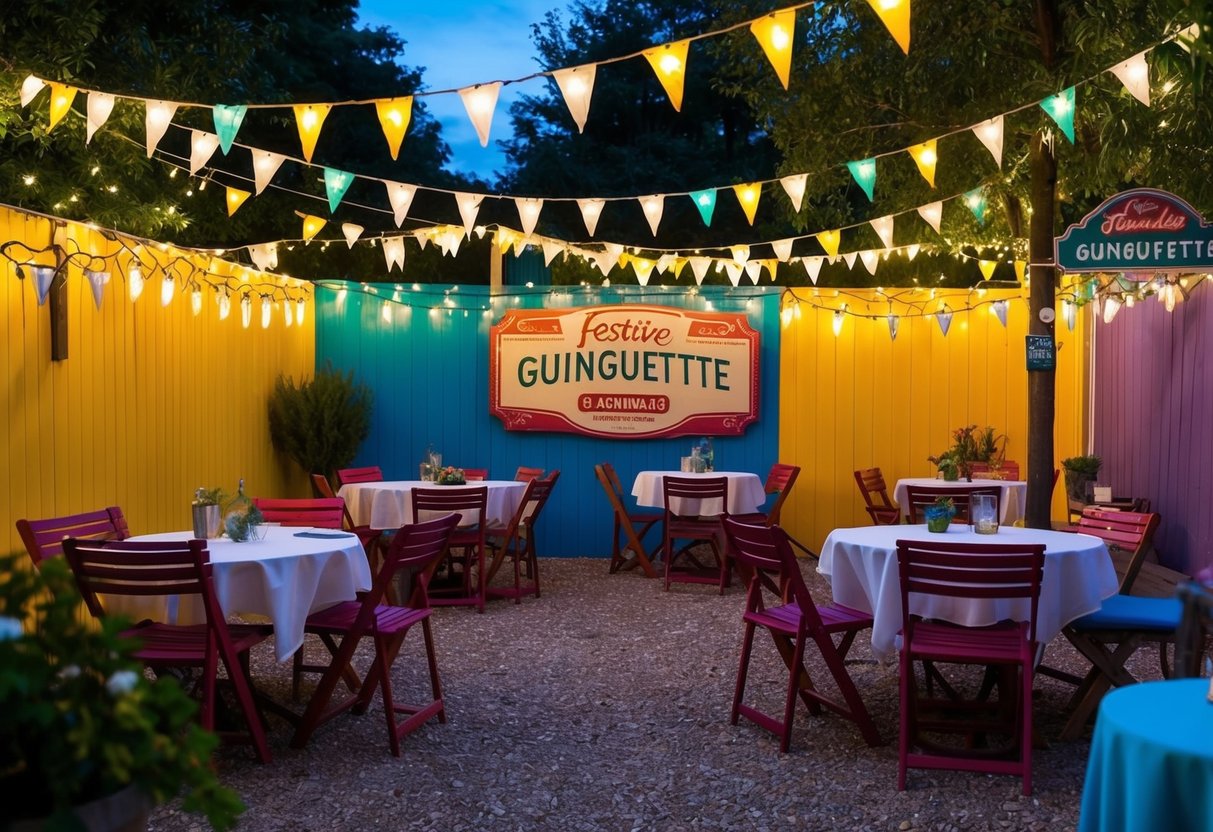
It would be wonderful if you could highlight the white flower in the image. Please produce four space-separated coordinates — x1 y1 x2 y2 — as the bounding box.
106 669 141 696
0 616 23 641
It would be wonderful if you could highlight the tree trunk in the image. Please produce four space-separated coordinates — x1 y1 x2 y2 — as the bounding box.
1026 130 1057 529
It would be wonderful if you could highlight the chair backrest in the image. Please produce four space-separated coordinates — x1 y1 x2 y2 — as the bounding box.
63 537 220 623
252 497 345 529
662 475 729 518
337 466 384 486
411 485 489 528
312 474 365 533
595 464 644 535
723 518 825 629
895 538 1046 645
854 468 894 509
761 463 801 526
376 513 462 607
17 507 130 567
598 462 627 500
903 484 1000 524
969 460 1022 480
522 470 559 526
514 466 545 482
463 468 489 482
1073 508 1161 592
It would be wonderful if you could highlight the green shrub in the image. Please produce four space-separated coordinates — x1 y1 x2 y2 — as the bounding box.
268 365 373 484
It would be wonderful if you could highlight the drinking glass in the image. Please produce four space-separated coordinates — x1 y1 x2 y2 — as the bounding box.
972 494 999 534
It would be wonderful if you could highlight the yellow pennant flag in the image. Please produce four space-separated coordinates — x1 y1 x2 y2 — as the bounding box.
907 139 937 187
732 182 762 225
816 229 842 259
1014 260 1027 282
643 39 691 111
978 259 998 280
375 97 413 160
225 187 251 216
301 214 326 242
750 9 796 89
47 83 78 131
865 0 912 54
293 104 332 163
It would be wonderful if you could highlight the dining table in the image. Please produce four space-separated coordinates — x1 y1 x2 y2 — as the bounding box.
1077 678 1213 832
631 470 766 516
338 479 527 531
124 525 371 662
818 523 1118 664
893 477 1028 525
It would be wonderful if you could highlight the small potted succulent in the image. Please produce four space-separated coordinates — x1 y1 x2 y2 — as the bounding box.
924 497 956 532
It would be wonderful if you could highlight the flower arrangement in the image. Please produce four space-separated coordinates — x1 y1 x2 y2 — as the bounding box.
224 503 265 542
435 466 466 486
191 487 225 507
0 551 244 829
928 425 1006 480
924 496 956 532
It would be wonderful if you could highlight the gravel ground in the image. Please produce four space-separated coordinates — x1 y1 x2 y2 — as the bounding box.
150 557 1148 832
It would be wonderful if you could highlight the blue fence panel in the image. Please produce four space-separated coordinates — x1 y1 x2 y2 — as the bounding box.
316 283 782 558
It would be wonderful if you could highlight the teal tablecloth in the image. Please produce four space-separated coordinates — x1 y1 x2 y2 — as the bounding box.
1078 679 1213 832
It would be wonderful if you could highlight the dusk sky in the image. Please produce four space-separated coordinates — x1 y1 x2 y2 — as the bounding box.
357 1 565 181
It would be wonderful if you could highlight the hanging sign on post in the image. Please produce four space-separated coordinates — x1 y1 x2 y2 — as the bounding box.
1026 335 1056 371
490 304 759 438
1055 188 1213 273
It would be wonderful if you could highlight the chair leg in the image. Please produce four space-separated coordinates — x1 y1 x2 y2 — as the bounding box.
731 622 757 726
422 618 447 725
1021 665 1033 796
898 655 914 791
780 636 808 752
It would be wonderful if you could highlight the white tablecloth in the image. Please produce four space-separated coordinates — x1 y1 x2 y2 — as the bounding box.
127 526 372 662
893 477 1029 525
339 479 527 531
632 471 766 516
818 524 1117 663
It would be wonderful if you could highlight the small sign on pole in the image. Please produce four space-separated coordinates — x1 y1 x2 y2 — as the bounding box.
1026 335 1055 371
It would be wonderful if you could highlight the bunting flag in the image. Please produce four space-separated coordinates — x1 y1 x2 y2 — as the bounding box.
847 158 876 201
962 124 999 175
780 173 808 212
341 223 364 248
865 0 911 54
917 200 943 233
655 254 676 275
978 259 998 280
750 8 796 89
553 65 596 133
225 186 251 216
301 214 326 242
375 97 414 159
455 192 484 233
144 101 178 157
905 243 920 260
46 83 77 132
816 229 841 258
842 251 858 270
1014 260 1027 282
733 182 762 225
604 242 624 263
248 243 278 271
802 256 823 284
730 244 750 265
294 103 331 162
771 238 794 262
690 189 717 226
632 257 655 286
188 131 220 175
85 269 109 309
590 248 617 275
723 261 744 286
860 250 880 275
385 182 416 227
323 168 355 213
541 239 563 266
578 198 605 236
688 256 711 285
1041 86 1076 143
887 314 900 341
1110 53 1151 106
20 75 45 107
907 140 937 187
32 266 55 306
515 198 544 235
85 93 114 144
640 194 665 235
744 260 762 284
212 104 247 153
992 299 1009 327
252 151 286 195
382 237 406 271
459 82 501 147
870 215 894 249
643 39 690 111
936 304 953 336
964 187 988 225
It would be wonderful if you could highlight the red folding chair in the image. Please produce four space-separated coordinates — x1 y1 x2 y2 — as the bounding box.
895 538 1046 795
853 468 900 525
732 463 801 527
662 475 730 594
17 507 130 567
722 519 881 752
411 486 489 613
63 537 272 763
289 513 461 756
253 497 345 528
486 471 559 603
903 484 1001 524
514 466 544 482
336 466 384 486
463 468 489 482
595 463 662 578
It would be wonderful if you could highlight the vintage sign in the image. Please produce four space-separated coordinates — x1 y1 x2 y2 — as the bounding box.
1025 335 1056 372
1055 188 1213 273
490 305 760 438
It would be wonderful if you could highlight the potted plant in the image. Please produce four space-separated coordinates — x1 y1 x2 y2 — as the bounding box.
267 364 373 484
0 552 245 831
434 466 467 486
191 487 224 539
924 497 956 532
1062 455 1103 502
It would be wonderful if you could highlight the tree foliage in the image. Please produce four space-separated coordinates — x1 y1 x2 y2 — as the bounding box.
267 365 372 482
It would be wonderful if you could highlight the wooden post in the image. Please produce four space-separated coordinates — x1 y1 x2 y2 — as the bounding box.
1025 131 1057 529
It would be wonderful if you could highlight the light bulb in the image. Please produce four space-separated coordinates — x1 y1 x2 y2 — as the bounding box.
261 296 272 329
296 298 306 325
128 266 144 302
217 290 231 320
159 275 174 307
190 286 202 316
241 295 252 329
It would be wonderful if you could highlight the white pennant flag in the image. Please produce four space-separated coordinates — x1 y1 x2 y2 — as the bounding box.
723 261 744 287
780 173 808 212
341 223 364 248
553 65 596 133
688 256 711 285
905 243 921 260
414 230 429 251
541 239 563 266
144 100 178 157
459 82 502 147
515 198 544 235
972 116 1005 167
86 93 115 144
454 192 484 233
32 266 56 305
802 257 823 284
860 250 880 275
744 261 762 284
385 182 417 227
253 151 286 195
639 194 664 235
603 242 624 262
842 251 858 270
730 245 750 265
188 131 220 175
1110 52 1151 106
20 75 45 107
578 198 605 236
247 243 278 271
655 254 676 274
591 248 617 275
382 237 406 271
85 270 110 309
632 257 655 286
771 238 795 262
870 215 895 249
918 200 943 234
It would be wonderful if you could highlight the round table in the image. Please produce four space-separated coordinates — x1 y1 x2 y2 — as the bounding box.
338 479 527 531
893 477 1028 525
1078 678 1213 832
631 470 766 516
818 524 1118 663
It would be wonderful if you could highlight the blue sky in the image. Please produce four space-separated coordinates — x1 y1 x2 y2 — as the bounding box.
357 1 564 180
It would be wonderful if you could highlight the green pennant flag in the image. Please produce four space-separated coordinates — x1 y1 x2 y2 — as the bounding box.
846 158 876 202
1040 86 1076 144
212 104 247 154
964 187 988 225
689 189 717 226
324 168 355 213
